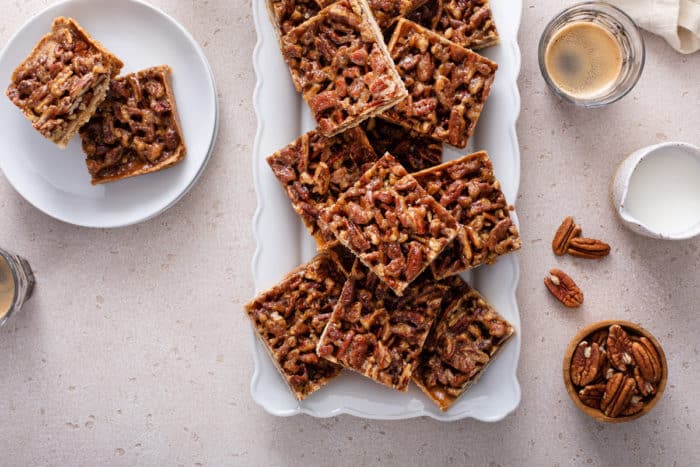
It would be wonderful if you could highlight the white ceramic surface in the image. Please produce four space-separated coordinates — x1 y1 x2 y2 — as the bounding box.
0 0 218 228
251 0 523 421
611 142 700 240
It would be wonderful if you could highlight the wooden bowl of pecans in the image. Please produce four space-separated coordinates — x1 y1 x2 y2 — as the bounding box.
563 320 667 423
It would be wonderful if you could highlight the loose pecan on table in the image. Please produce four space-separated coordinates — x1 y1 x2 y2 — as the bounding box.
552 216 582 256
568 237 611 259
320 153 459 295
281 0 407 136
544 268 583 308
244 252 347 400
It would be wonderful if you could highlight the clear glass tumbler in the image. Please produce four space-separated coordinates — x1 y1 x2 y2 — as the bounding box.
0 247 35 328
538 2 645 107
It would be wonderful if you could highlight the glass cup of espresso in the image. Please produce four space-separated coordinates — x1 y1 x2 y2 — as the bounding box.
0 247 35 328
538 2 645 107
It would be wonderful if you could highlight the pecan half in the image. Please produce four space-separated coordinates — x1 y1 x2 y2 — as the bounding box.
600 373 636 418
552 216 582 256
567 237 611 259
636 337 662 383
621 395 644 416
544 269 583 308
607 324 634 372
570 341 606 387
578 384 607 410
634 366 657 397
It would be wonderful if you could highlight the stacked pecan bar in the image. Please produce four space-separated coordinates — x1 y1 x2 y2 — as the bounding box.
407 0 499 50
80 66 186 184
244 251 348 400
412 274 515 410
6 17 123 148
413 151 521 279
266 127 377 246
316 261 448 391
320 153 459 295
280 0 407 135
383 19 497 148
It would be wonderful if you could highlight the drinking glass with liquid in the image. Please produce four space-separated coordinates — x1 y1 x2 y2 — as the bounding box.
0 247 35 328
539 2 645 107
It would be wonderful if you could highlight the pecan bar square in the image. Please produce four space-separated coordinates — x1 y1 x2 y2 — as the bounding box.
316 261 446 391
366 0 430 29
406 0 499 50
266 127 377 246
383 19 497 148
362 117 442 172
413 151 521 279
244 252 347 400
413 276 514 411
6 17 123 148
79 65 186 185
267 0 324 37
320 153 459 295
281 0 407 136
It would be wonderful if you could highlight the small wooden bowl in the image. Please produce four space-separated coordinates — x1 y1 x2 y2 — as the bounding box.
562 320 668 423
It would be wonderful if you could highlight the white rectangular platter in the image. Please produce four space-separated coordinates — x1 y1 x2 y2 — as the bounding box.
251 0 523 421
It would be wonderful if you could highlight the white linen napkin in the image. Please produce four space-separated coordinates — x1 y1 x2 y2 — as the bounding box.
606 0 700 53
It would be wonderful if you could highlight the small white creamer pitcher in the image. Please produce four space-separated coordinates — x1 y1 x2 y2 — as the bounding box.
611 142 700 240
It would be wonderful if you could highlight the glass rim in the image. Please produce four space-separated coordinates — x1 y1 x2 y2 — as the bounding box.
0 249 20 326
537 1 646 108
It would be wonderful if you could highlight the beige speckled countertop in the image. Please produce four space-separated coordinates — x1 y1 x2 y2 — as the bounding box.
1 1 699 465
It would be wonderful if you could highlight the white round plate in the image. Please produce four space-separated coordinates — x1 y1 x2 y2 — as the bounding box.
0 0 218 228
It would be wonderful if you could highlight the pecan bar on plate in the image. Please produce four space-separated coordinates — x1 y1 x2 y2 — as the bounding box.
406 0 499 50
320 153 459 295
80 65 186 185
281 0 407 136
244 252 347 400
317 261 446 391
413 276 515 411
6 17 123 148
267 127 377 246
382 19 497 148
413 151 521 279
362 117 442 172
266 0 324 36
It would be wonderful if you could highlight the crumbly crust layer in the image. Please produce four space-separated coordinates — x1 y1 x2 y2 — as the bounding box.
382 19 497 148
413 151 521 279
6 17 123 148
79 65 186 184
266 127 377 246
